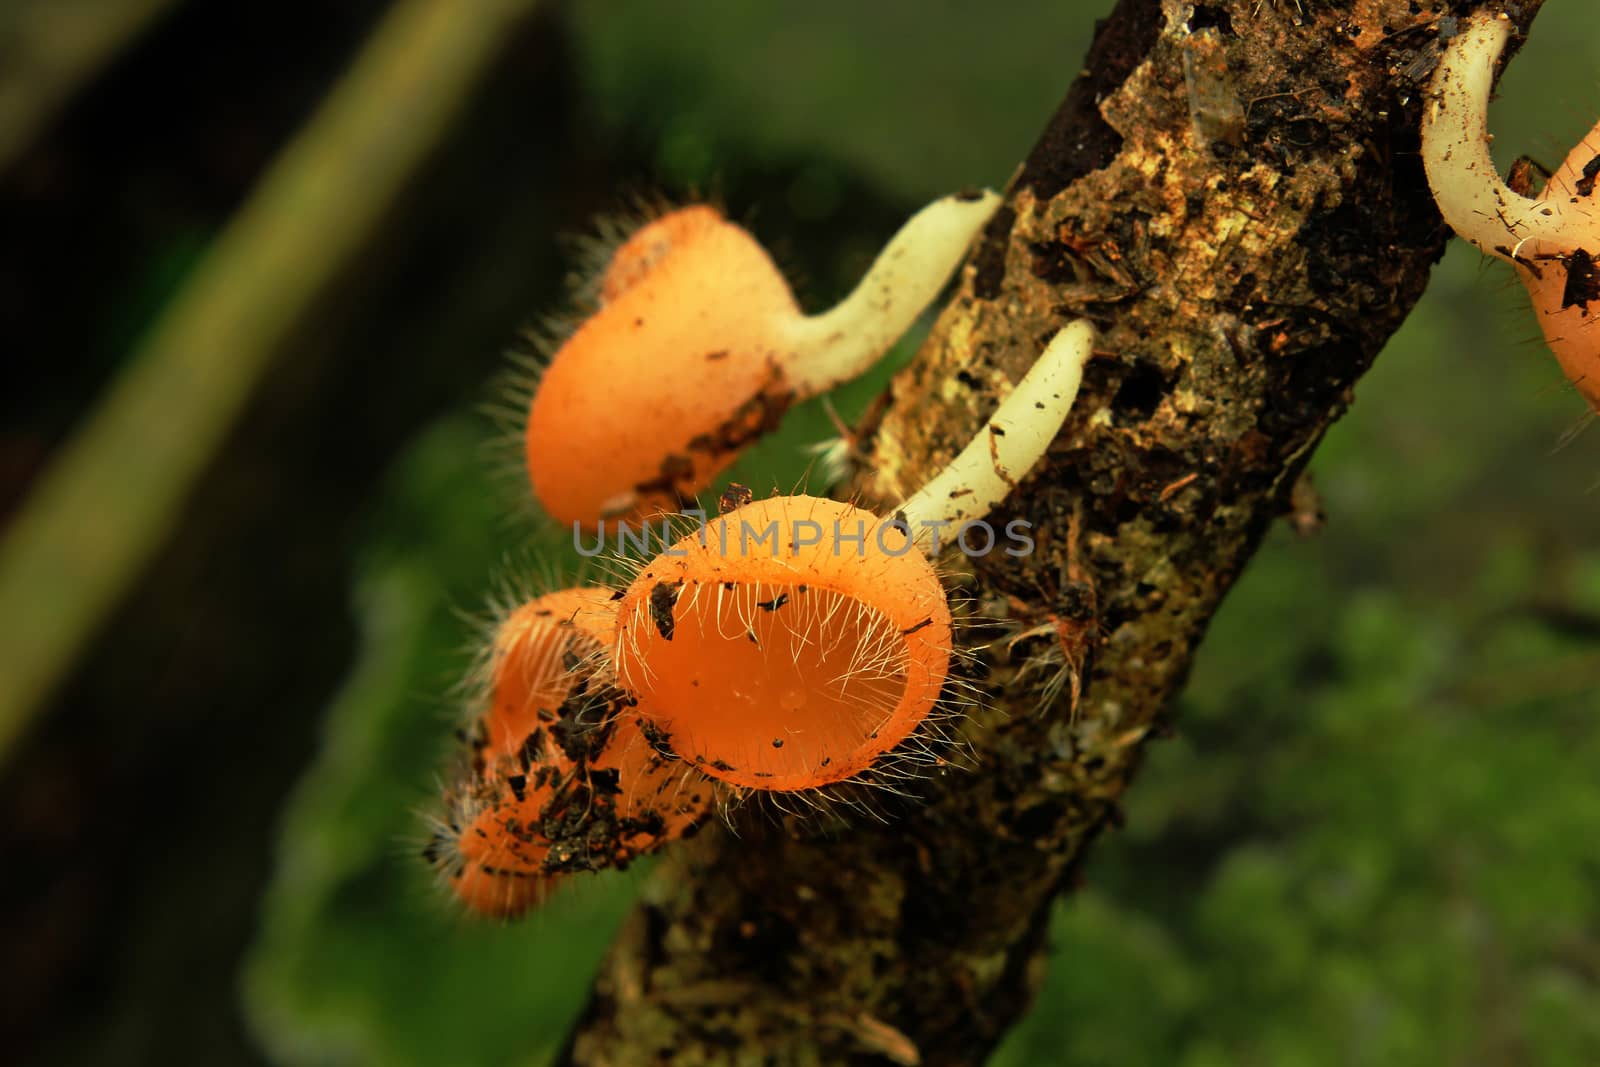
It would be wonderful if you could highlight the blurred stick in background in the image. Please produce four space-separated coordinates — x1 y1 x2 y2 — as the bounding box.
0 0 542 764
0 0 181 171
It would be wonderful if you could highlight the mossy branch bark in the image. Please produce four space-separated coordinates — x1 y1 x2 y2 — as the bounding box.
563 2 1545 1063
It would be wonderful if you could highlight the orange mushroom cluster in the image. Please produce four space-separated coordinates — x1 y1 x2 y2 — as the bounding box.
429 191 1098 919
427 588 708 918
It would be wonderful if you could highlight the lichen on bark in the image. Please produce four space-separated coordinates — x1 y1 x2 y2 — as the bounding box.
560 2 1546 1063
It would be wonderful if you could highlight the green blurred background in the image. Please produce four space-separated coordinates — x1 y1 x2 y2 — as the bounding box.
1 2 1596 1064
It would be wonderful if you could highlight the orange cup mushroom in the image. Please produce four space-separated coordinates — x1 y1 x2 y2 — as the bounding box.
1422 13 1600 415
427 587 709 918
611 320 1096 794
524 191 1003 529
614 494 953 792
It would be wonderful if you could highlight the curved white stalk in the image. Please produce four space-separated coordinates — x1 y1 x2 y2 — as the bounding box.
780 190 1002 395
899 318 1095 536
1421 14 1567 257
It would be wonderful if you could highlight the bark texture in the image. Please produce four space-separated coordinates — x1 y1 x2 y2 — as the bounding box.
563 2 1545 1063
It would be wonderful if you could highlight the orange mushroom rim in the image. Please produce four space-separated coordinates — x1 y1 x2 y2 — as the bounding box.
423 589 713 917
612 495 977 797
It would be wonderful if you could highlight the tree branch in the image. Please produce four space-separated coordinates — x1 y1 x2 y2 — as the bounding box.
562 2 1545 1063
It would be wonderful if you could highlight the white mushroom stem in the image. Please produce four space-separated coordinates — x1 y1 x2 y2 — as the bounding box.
898 318 1095 537
1421 13 1566 257
780 190 1003 396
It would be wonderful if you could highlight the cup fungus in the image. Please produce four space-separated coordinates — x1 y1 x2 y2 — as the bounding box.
524 190 1003 528
1422 13 1600 414
611 320 1096 794
426 588 708 918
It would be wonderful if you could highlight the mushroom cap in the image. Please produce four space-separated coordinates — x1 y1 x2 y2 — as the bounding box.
1516 119 1600 413
598 204 724 303
526 207 803 529
479 586 613 752
445 838 554 919
614 495 953 792
442 587 707 918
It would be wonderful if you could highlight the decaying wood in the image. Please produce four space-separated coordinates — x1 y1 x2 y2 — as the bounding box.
562 2 1545 1063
